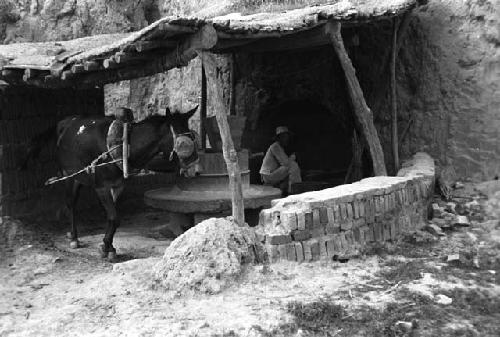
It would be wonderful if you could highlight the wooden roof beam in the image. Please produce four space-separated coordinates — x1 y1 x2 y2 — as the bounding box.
75 24 218 87
83 61 100 72
132 40 178 52
158 22 197 34
219 26 330 53
71 64 85 74
103 57 118 69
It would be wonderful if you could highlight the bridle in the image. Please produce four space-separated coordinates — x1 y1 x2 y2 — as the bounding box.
168 126 200 175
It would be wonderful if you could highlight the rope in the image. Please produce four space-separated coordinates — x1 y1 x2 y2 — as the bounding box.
45 144 123 186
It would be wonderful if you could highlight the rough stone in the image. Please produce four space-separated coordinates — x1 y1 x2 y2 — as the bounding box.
318 237 328 259
338 203 346 220
325 222 340 235
297 212 306 230
274 244 286 261
291 230 311 242
454 215 470 227
302 240 312 262
267 244 279 263
295 242 304 262
326 207 335 224
310 239 320 261
304 212 314 229
282 211 298 231
432 203 443 218
266 234 292 245
425 223 446 237
340 220 353 231
319 207 328 224
286 242 297 261
312 208 321 226
325 237 335 257
346 203 353 219
311 226 325 238
445 202 457 214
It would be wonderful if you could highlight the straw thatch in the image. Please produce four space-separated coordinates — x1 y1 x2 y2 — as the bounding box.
0 0 416 88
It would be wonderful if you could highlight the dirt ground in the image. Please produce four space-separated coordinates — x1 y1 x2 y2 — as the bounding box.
1 182 499 337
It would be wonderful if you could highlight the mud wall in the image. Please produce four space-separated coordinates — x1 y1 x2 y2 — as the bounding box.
255 152 435 263
392 0 499 181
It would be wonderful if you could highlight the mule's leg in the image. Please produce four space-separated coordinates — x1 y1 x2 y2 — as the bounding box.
95 187 121 261
65 180 82 249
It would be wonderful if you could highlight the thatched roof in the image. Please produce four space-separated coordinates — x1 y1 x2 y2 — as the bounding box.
0 0 416 89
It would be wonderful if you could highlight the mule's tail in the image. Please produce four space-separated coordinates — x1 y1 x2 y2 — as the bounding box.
18 124 58 170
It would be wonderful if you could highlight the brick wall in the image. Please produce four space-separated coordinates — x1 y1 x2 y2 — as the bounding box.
0 85 104 218
256 152 435 263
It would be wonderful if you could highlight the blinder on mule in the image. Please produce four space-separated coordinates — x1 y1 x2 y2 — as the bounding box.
169 129 201 177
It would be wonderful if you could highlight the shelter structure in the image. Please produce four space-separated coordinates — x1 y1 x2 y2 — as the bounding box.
0 0 418 224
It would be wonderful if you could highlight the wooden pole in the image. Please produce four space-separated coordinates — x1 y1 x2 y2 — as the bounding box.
122 122 129 178
202 52 245 226
325 21 387 176
200 62 207 150
369 12 412 114
229 53 236 116
391 17 399 172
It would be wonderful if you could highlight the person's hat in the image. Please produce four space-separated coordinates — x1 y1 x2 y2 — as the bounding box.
275 126 291 136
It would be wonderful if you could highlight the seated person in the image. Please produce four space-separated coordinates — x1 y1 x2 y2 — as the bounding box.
114 107 134 123
260 126 302 195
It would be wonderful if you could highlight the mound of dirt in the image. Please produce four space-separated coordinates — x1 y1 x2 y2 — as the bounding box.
153 217 263 295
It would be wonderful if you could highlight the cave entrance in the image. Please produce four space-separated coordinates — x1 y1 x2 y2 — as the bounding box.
248 99 353 192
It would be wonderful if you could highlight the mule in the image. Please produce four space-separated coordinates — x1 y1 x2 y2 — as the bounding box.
23 106 199 261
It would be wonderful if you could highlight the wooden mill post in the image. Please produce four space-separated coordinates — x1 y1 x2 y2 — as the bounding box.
390 17 400 172
200 62 207 150
325 21 387 176
202 52 245 226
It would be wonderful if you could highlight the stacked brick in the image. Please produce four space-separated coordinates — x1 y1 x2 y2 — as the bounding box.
0 86 104 216
257 152 435 263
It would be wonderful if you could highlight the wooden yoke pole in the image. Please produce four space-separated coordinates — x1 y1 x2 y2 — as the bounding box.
202 52 245 226
122 122 129 178
390 17 400 172
324 21 387 176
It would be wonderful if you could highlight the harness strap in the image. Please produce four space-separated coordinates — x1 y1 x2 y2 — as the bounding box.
45 144 122 185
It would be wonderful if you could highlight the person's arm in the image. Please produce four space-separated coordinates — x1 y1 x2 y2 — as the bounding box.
270 142 290 167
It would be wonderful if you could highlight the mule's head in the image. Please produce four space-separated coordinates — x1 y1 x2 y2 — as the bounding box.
161 105 201 177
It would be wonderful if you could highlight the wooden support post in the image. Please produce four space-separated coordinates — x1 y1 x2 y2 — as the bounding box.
229 53 236 115
200 62 207 150
325 21 387 176
369 12 412 114
390 17 399 172
202 52 245 227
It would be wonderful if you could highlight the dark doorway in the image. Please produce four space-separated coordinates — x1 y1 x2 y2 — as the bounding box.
247 99 353 187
